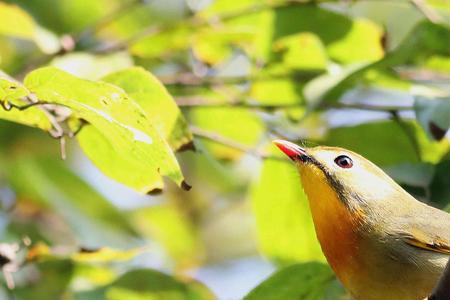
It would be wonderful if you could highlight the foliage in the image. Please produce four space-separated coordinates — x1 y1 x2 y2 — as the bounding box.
0 0 449 299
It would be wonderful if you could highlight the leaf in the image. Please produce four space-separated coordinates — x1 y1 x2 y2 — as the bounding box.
0 2 35 39
317 21 450 105
244 262 345 300
323 120 449 166
76 269 216 300
267 5 383 64
131 27 191 59
189 107 264 160
129 204 204 269
27 242 144 264
430 158 450 208
273 32 328 71
24 67 186 193
250 78 305 106
384 162 435 188
0 3 61 54
250 150 324 263
414 96 450 140
192 28 251 65
0 74 52 131
15 259 75 299
102 67 193 151
6 155 137 247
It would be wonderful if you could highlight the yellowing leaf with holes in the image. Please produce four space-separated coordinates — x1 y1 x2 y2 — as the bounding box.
24 67 186 193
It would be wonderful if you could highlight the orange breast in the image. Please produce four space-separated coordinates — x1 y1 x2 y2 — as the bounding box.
299 165 365 286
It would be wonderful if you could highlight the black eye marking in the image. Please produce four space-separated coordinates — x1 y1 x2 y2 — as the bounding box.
334 155 353 169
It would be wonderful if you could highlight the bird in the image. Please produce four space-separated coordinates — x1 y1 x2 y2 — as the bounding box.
273 140 450 300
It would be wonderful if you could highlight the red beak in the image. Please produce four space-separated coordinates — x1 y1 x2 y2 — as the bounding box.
273 140 308 161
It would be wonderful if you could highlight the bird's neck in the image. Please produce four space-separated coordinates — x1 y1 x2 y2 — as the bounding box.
299 166 366 287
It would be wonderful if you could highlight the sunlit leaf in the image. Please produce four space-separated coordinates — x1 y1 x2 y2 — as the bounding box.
251 149 324 263
131 27 191 59
250 78 304 106
0 3 61 54
24 67 185 193
244 262 345 300
273 32 328 71
0 2 35 39
318 21 450 105
27 242 144 263
0 74 52 130
103 67 193 151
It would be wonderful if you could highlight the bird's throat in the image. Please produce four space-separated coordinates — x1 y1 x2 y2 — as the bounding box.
299 164 365 287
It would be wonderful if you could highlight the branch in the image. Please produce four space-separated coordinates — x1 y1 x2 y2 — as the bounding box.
428 260 450 300
176 96 414 112
190 126 282 160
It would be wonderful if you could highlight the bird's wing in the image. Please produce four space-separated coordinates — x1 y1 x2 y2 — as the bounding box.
404 226 450 255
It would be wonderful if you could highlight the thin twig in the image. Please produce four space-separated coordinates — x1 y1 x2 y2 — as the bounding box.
190 125 282 160
176 96 414 112
410 0 442 23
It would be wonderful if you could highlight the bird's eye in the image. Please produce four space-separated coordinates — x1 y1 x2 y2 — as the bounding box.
334 155 353 169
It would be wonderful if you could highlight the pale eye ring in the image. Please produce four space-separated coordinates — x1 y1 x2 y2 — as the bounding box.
334 155 353 168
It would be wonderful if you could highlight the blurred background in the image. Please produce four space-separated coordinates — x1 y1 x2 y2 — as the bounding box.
0 0 449 299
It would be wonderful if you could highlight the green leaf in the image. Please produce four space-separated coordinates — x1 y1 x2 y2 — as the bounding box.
317 21 450 105
384 162 435 188
266 5 383 64
430 158 450 208
251 150 324 263
6 155 137 247
250 78 304 106
0 2 35 39
15 259 75 299
273 32 328 71
24 67 185 193
189 107 264 160
414 96 450 140
102 67 193 151
129 204 204 269
0 73 52 131
0 3 61 54
76 269 216 300
323 120 447 166
131 26 191 59
27 242 144 264
244 262 344 300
